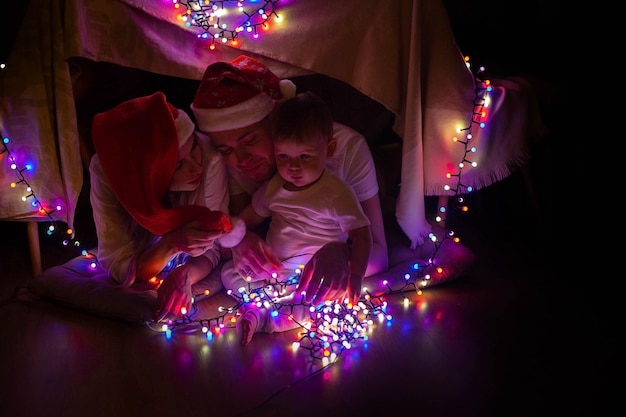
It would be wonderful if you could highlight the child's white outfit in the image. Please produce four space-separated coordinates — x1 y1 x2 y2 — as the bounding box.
221 168 370 334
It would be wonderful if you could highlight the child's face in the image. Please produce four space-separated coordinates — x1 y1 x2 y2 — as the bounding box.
169 135 203 192
274 134 330 189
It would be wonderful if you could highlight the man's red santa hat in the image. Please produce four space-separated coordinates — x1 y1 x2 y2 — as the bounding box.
191 55 296 132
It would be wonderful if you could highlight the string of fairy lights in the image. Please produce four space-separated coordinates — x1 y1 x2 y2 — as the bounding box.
0 135 94 257
171 0 282 50
144 58 494 365
1 33 492 363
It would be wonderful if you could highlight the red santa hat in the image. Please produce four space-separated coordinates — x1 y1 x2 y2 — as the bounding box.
191 55 296 132
91 91 232 236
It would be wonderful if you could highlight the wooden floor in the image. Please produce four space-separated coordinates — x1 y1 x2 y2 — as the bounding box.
0 135 593 417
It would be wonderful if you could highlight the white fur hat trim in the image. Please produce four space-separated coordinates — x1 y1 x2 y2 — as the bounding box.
218 216 247 248
175 109 196 148
191 79 296 133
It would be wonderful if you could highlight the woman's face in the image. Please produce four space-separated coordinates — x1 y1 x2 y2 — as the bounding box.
169 135 203 192
208 118 276 184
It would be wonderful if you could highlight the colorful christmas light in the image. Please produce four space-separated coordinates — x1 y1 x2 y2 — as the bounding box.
171 0 282 50
1 58 492 363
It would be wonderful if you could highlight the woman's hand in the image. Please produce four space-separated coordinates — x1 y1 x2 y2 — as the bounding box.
297 242 351 305
155 265 194 321
135 221 221 283
163 220 223 257
230 232 283 281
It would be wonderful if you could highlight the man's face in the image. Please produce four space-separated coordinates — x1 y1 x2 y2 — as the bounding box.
208 118 276 184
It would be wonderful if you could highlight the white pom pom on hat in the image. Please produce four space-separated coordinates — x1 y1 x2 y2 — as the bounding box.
218 216 247 248
191 55 296 133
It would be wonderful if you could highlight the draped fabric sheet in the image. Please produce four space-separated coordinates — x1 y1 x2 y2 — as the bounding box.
0 0 82 226
0 0 545 248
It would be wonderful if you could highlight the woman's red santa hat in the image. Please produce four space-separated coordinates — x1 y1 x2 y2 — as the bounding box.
191 55 296 132
91 91 232 236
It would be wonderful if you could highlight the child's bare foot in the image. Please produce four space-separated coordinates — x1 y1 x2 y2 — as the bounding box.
236 310 258 346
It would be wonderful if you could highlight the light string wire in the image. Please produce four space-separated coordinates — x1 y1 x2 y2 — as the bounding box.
234 66 492 407
1 58 491 364
0 134 95 259
148 60 493 365
233 358 335 417
172 0 282 50
0 57 492 416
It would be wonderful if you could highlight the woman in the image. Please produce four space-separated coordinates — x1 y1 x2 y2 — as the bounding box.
90 91 241 321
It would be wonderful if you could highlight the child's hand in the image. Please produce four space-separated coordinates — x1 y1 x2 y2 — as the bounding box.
236 310 259 346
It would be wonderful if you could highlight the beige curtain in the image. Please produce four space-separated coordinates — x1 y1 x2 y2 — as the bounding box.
0 0 544 248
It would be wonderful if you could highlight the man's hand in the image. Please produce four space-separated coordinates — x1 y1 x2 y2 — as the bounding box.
347 273 362 306
231 231 283 280
298 242 351 305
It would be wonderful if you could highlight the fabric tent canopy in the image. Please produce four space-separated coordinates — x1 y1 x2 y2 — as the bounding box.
0 0 543 248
